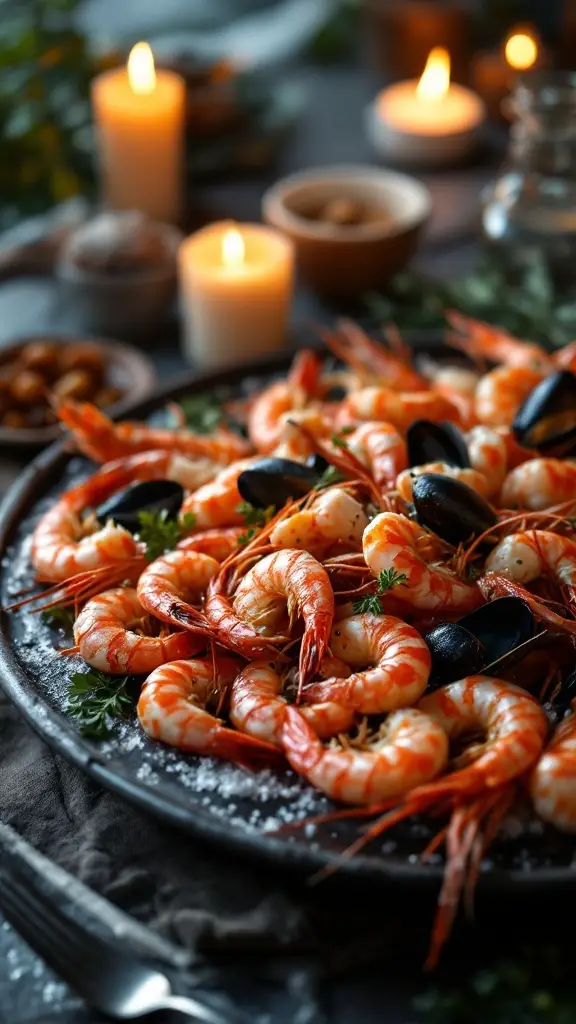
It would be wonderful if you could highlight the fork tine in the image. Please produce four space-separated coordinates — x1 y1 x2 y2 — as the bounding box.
0 867 110 995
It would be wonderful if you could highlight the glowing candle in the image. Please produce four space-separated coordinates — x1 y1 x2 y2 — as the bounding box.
178 222 294 369
472 26 543 121
366 47 485 165
92 42 185 224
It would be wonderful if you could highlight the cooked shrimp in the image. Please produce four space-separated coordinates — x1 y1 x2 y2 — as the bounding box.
177 527 245 562
339 388 459 433
466 425 508 496
428 366 480 429
137 657 284 770
230 661 354 748
322 320 427 392
347 421 408 487
448 313 553 372
269 488 368 555
248 350 323 453
396 463 490 502
302 613 431 714
282 706 448 805
474 366 544 427
272 407 334 460
529 702 576 832
180 458 256 528
363 512 481 612
74 587 201 674
341 677 547 966
485 528 576 594
500 458 576 511
55 397 251 464
232 549 334 688
137 548 219 632
30 449 204 584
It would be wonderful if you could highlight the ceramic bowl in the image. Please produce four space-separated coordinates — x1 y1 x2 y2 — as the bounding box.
0 335 157 450
262 165 431 299
56 221 183 337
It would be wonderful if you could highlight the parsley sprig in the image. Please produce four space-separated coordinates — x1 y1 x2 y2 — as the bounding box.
137 509 197 562
67 670 135 739
178 393 223 434
352 568 408 615
236 502 274 546
317 465 345 489
41 605 75 630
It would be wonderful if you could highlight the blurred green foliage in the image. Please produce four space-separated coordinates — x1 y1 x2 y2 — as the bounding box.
0 0 97 228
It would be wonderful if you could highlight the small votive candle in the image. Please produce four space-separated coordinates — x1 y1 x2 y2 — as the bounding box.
178 222 294 370
92 42 186 224
366 46 485 166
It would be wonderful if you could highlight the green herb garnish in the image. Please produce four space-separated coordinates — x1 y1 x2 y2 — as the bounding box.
138 509 196 562
67 669 135 739
236 502 274 546
331 433 350 450
178 393 223 434
317 465 345 489
41 604 75 630
352 568 408 615
365 251 576 350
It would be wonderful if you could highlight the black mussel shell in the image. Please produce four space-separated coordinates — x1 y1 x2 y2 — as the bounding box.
424 622 485 690
458 596 534 665
407 419 470 469
544 668 576 724
306 453 329 474
95 480 184 533
412 473 497 545
237 458 319 509
513 370 576 456
424 597 535 690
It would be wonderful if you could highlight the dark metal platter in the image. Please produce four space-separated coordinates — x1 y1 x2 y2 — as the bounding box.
0 351 575 890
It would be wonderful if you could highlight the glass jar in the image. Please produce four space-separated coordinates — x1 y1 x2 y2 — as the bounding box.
481 72 576 282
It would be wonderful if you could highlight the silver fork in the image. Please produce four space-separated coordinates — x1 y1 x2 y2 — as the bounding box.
0 862 246 1023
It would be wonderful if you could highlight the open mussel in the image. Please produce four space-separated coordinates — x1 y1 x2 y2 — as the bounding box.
424 596 535 690
237 457 320 510
513 369 576 457
411 473 497 546
407 419 470 469
95 480 184 533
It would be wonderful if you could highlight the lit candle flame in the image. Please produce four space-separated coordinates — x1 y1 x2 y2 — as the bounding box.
222 228 245 269
505 30 538 71
416 47 450 101
127 42 156 96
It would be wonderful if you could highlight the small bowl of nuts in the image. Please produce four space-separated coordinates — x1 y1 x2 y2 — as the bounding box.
56 210 182 337
262 165 431 299
0 335 157 449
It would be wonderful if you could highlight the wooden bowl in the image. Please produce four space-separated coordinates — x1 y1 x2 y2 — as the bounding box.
262 165 431 299
0 335 157 450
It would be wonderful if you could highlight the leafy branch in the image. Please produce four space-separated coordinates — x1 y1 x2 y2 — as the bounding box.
366 252 576 350
67 669 135 739
352 568 407 614
137 509 196 562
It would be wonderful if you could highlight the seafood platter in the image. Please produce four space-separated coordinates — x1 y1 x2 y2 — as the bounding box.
1 316 576 964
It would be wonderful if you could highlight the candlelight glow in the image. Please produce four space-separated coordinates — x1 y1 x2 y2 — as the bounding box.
417 47 450 101
505 30 538 71
222 228 245 268
128 42 156 96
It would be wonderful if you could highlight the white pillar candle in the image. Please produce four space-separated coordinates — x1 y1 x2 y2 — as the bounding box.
178 222 294 370
366 47 485 166
92 42 186 224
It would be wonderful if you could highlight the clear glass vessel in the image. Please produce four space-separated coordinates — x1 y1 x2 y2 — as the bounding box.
481 72 576 280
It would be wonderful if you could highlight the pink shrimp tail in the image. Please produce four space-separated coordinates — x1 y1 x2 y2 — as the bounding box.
297 613 333 702
480 571 576 636
53 397 125 462
288 349 322 400
211 729 286 772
